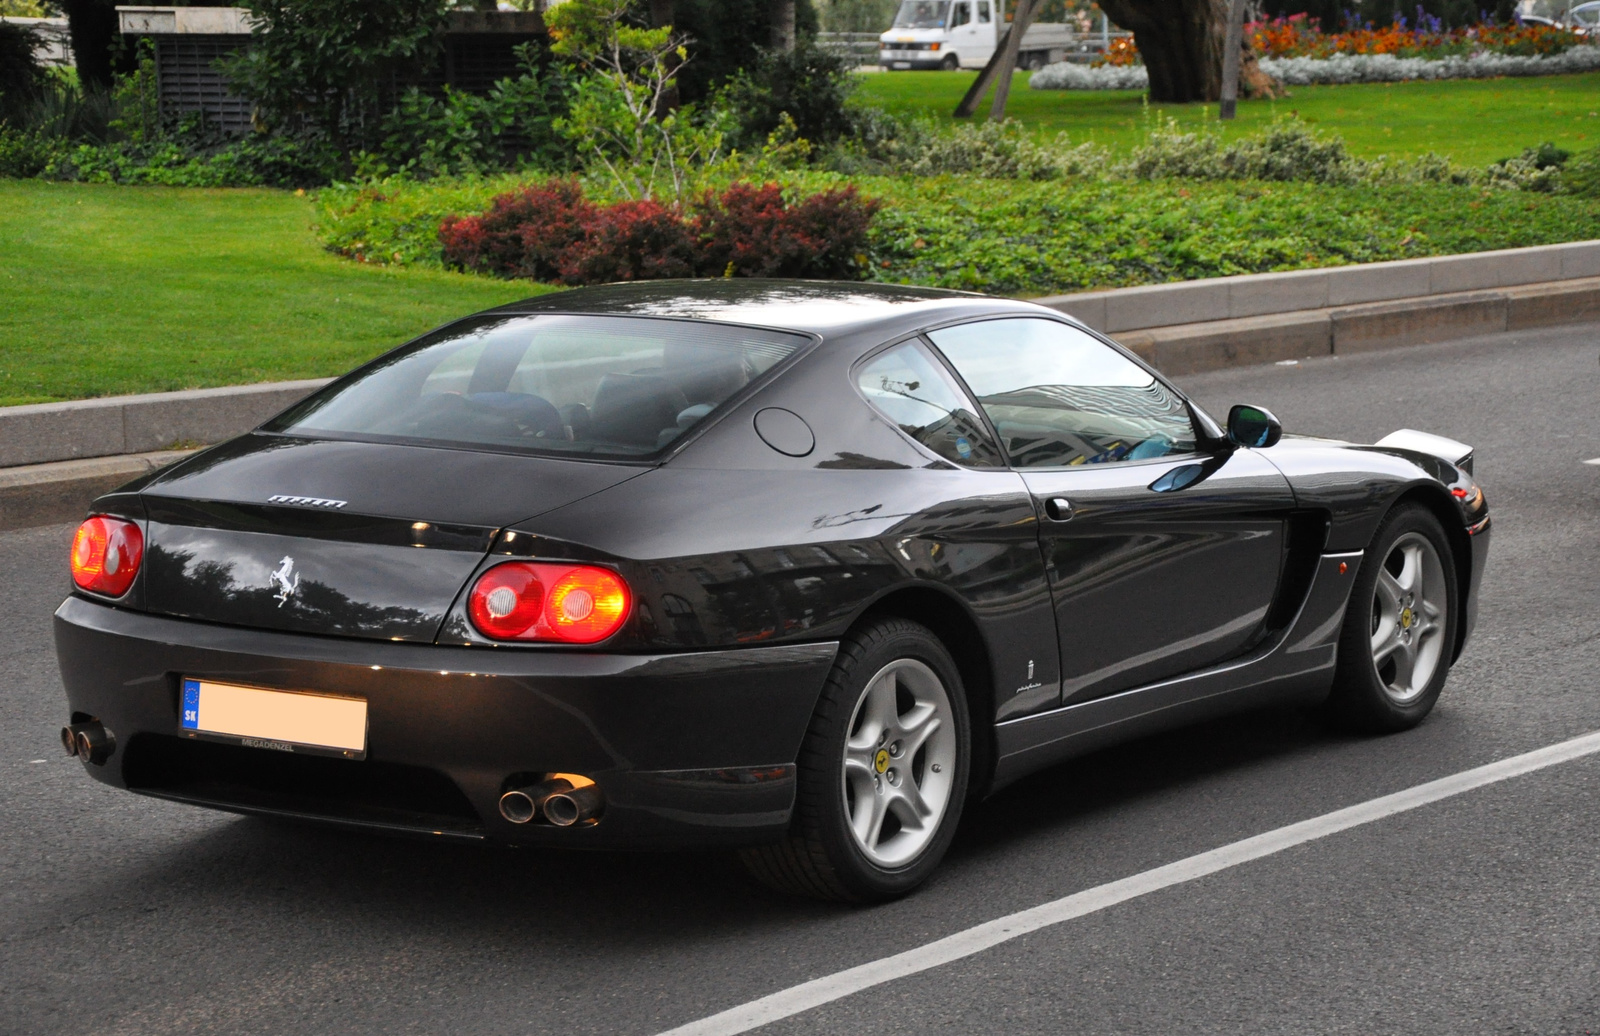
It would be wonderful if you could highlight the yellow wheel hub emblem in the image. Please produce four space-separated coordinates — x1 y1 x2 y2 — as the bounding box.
874 748 891 774
1400 607 1414 630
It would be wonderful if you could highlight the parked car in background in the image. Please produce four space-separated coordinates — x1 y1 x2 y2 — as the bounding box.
878 0 1077 70
1563 1 1599 32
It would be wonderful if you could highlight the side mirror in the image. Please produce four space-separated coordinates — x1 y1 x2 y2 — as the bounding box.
1227 404 1282 449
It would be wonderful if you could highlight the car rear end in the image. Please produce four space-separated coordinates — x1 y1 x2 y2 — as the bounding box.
54 311 835 848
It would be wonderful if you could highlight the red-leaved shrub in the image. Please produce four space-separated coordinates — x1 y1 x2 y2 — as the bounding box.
439 180 593 281
555 199 698 285
693 183 880 280
439 180 880 286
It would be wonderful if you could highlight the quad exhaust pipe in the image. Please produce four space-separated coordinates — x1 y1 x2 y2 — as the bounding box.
498 775 604 827
61 721 115 765
541 784 604 827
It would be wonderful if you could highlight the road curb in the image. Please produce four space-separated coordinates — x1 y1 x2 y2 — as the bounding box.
0 378 332 469
1107 277 1600 376
1036 240 1600 333
0 450 196 533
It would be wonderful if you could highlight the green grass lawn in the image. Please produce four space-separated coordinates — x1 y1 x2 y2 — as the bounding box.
0 181 540 408
853 70 1600 166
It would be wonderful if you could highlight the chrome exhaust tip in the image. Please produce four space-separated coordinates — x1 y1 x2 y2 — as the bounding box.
542 783 604 827
64 722 114 765
498 778 572 824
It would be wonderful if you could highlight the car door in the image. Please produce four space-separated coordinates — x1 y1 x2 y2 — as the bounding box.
948 0 979 64
971 0 997 64
926 317 1296 706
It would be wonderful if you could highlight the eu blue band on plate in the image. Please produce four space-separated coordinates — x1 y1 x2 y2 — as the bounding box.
181 678 201 730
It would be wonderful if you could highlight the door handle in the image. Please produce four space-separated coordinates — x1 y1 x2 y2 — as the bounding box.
1044 497 1073 522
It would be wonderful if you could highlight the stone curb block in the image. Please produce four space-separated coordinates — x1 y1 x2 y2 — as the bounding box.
0 378 332 469
1106 276 1600 372
1331 291 1508 354
1037 240 1600 333
0 451 196 533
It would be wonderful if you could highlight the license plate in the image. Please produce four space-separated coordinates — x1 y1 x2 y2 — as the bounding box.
181 678 368 758
893 61 912 68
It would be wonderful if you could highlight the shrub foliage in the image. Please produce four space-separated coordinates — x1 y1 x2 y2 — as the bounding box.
438 180 879 286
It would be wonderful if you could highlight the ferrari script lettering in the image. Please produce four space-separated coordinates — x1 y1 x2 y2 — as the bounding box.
268 495 348 509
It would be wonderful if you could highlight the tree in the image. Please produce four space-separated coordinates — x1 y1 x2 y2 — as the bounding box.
227 0 451 153
59 0 120 90
771 0 796 51
1096 0 1277 103
0 20 51 122
549 0 726 201
658 0 817 103
953 0 1039 119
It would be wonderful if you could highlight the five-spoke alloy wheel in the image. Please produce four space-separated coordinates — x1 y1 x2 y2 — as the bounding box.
842 658 959 869
741 617 970 902
1329 504 1460 732
1368 530 1450 705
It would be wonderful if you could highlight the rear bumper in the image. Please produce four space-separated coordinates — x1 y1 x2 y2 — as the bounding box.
54 596 835 849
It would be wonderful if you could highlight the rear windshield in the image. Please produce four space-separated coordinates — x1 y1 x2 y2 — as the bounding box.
266 314 809 460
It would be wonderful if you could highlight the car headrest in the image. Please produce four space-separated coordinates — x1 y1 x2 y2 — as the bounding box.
591 373 690 449
662 343 749 405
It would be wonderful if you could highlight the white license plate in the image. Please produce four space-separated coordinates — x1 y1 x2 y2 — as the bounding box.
181 678 368 758
893 61 912 68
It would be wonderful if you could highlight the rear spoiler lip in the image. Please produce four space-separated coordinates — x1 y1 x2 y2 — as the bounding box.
1374 428 1474 475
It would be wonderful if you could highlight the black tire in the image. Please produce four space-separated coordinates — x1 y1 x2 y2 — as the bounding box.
1326 504 1460 733
740 618 971 903
940 53 960 70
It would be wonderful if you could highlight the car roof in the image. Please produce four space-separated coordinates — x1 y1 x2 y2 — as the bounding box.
479 279 1064 339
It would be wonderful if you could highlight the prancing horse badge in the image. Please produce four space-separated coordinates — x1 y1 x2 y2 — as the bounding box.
270 556 300 607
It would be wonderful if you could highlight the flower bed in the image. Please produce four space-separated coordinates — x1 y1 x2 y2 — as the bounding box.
1249 16 1588 60
1031 41 1600 89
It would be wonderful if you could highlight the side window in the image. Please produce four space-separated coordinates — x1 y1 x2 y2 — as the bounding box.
927 318 1198 468
856 341 1004 468
977 0 991 21
951 1 970 26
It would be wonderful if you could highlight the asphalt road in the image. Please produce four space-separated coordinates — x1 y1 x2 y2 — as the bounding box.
4 322 1599 1036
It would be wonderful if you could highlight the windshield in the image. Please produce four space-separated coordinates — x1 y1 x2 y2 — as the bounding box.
266 314 808 460
892 0 950 28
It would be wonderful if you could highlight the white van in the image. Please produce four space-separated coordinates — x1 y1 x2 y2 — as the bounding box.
878 0 1074 71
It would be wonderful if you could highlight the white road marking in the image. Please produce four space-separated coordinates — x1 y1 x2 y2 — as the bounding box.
1584 457 1600 466
656 730 1600 1036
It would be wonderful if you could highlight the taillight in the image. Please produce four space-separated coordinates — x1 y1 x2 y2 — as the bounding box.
468 561 631 644
71 516 144 598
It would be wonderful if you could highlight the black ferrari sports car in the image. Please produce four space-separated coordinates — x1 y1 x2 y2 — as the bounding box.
55 281 1490 902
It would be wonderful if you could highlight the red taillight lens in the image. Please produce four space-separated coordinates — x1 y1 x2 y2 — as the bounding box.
71 516 144 598
468 562 631 644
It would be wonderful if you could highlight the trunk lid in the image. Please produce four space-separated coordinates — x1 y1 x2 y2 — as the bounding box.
135 434 642 641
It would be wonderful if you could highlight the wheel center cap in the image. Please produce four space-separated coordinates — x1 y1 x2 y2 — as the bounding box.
1400 606 1414 630
874 748 891 774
